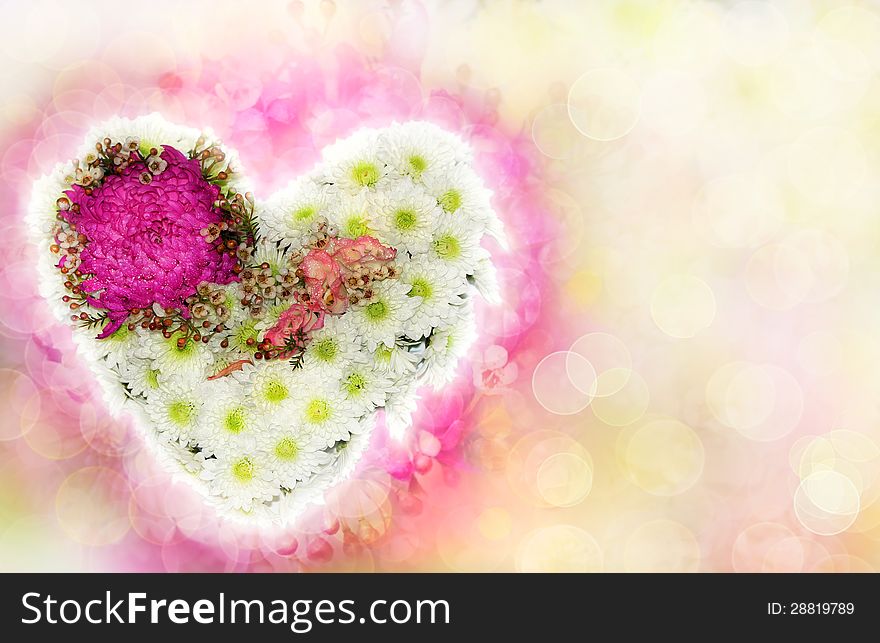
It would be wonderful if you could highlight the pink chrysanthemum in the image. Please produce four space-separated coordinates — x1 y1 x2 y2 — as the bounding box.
63 146 238 338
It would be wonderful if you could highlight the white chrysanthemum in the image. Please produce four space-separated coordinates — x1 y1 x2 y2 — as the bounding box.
384 382 421 441
370 181 439 255
94 322 144 371
376 122 459 183
258 422 332 486
200 449 279 512
165 440 208 475
287 381 362 448
348 279 417 351
322 128 388 195
202 283 251 368
215 284 262 360
144 380 203 443
259 176 329 247
137 331 214 381
421 307 477 389
423 162 505 245
399 256 469 338
74 114 249 195
326 191 375 239
301 314 362 373
372 341 422 376
274 472 330 523
389 121 471 162
194 377 260 454
329 417 375 477
234 361 301 412
428 216 487 276
79 113 200 166
219 315 262 359
252 241 292 277
28 170 75 326
91 355 132 415
338 360 394 412
119 357 164 398
471 255 502 304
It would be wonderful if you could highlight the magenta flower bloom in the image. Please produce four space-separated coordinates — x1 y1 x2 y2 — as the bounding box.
63 146 238 338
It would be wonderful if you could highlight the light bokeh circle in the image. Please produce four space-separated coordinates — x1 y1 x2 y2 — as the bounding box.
568 332 632 397
590 370 650 427
55 466 131 546
507 430 594 508
536 452 593 507
732 522 797 572
706 362 803 442
533 350 596 415
531 103 583 160
568 67 641 141
622 419 705 496
794 470 861 536
0 368 41 441
650 275 716 338
624 520 701 572
516 524 603 572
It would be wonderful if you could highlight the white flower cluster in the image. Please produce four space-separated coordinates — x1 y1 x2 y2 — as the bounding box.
28 115 502 525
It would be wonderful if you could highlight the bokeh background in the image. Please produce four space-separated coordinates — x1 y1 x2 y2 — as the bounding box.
2 0 880 572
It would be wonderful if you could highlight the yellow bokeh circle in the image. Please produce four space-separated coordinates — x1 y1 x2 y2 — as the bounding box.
56 466 131 546
517 524 603 572
623 418 704 496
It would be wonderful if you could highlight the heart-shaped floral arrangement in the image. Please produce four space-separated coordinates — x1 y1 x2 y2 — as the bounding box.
28 114 502 524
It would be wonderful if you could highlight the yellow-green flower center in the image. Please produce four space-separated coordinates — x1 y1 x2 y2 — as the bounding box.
433 234 461 259
394 208 417 231
223 406 246 434
365 300 388 322
275 436 299 461
293 205 317 222
438 189 462 213
235 320 260 353
344 215 369 238
231 456 255 482
264 379 289 404
375 345 392 362
306 399 331 424
344 372 368 396
139 141 162 158
268 302 290 322
351 161 380 187
408 277 432 300
168 400 195 426
168 333 197 359
107 323 130 343
146 369 161 389
313 338 338 362
408 154 427 178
